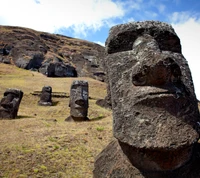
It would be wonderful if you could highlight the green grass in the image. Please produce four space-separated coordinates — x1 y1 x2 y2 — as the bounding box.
0 63 113 178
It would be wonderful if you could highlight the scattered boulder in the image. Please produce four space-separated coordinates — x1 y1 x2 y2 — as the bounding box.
65 80 89 122
93 71 106 82
93 21 200 177
45 62 77 77
38 86 52 106
0 88 23 119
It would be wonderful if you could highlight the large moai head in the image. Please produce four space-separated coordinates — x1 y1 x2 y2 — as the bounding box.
38 86 52 106
66 80 89 121
0 88 23 119
105 21 200 171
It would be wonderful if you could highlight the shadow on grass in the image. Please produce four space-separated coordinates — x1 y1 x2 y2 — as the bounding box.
52 101 59 106
16 115 34 119
90 115 106 122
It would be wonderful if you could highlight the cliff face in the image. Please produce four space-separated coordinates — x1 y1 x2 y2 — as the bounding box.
0 25 106 81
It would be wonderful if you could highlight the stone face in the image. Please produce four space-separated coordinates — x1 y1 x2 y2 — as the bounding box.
0 88 23 119
108 32 199 153
66 80 89 121
38 86 52 106
94 21 200 177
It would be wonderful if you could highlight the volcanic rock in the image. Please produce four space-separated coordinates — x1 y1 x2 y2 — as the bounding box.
93 21 200 177
0 26 105 80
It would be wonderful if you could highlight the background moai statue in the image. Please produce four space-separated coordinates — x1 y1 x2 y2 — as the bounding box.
65 80 89 122
93 21 200 178
0 88 23 119
38 86 52 106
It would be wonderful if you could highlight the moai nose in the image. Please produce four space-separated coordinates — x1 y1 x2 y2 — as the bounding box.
75 99 85 106
132 57 181 87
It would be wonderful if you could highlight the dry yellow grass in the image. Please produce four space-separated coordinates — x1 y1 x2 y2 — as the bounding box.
0 63 113 178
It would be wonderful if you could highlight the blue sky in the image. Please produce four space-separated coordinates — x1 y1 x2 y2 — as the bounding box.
0 0 200 99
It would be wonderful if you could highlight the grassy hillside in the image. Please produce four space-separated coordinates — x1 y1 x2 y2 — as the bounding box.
0 63 113 178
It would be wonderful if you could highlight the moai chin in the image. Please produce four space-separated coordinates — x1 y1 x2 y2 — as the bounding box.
65 80 89 122
38 86 52 106
0 88 23 119
93 21 200 178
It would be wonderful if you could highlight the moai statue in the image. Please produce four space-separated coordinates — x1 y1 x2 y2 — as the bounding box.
0 88 23 119
93 21 200 178
65 80 89 122
38 86 52 106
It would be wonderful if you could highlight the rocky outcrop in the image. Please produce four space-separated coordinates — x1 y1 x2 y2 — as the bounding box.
0 26 105 80
39 62 77 77
93 21 200 177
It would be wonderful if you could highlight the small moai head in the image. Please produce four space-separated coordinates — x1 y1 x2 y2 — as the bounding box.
38 86 52 106
0 88 23 119
67 80 89 121
105 21 200 171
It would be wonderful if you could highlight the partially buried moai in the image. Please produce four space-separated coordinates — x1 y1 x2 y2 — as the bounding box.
38 86 52 106
93 21 200 178
0 88 23 119
65 80 89 122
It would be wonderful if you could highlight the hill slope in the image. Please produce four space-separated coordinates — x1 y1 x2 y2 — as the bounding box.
0 25 106 81
0 63 112 178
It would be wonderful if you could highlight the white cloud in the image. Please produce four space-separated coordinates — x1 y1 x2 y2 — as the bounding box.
95 41 105 46
121 0 143 10
126 17 135 23
170 11 194 23
172 18 200 99
0 0 125 37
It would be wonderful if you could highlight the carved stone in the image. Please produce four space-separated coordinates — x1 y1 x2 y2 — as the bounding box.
65 80 89 121
0 88 23 119
38 86 52 106
93 21 200 177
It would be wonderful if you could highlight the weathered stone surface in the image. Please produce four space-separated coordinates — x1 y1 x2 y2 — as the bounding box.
0 25 105 80
65 80 89 122
94 21 200 177
108 33 199 153
101 20 183 109
38 86 52 106
0 88 23 119
96 60 112 109
94 139 144 178
105 21 181 54
46 62 77 77
94 139 200 178
93 71 106 82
